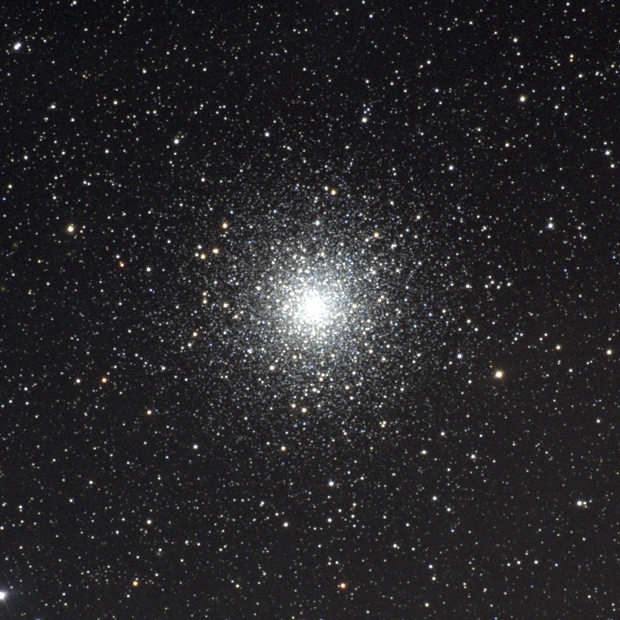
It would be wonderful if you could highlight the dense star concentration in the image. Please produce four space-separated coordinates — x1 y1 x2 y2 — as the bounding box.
2 2 620 619
167 208 476 431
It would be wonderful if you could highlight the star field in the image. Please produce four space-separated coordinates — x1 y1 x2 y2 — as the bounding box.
2 2 620 619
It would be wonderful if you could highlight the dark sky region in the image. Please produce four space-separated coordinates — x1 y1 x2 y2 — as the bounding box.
2 1 620 619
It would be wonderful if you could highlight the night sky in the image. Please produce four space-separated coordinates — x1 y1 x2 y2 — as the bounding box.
2 2 620 619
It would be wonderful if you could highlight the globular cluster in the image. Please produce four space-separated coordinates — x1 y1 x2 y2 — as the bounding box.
2 1 620 619
165 203 478 436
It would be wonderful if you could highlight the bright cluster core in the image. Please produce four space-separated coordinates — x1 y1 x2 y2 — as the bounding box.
298 290 329 325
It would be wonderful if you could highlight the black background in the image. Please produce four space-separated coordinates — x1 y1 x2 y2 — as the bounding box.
2 1 620 618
